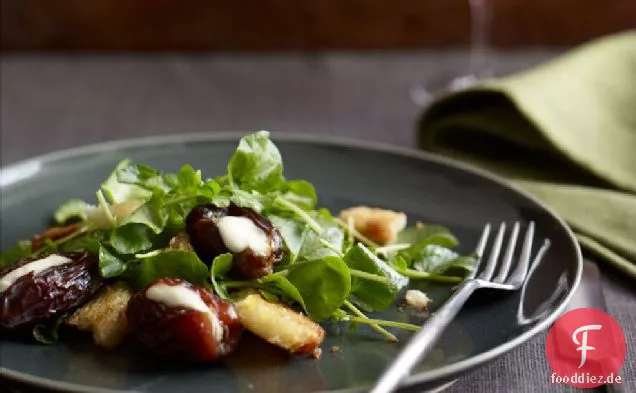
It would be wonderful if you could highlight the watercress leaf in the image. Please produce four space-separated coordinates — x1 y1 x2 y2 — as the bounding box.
60 233 101 254
399 232 459 264
126 250 209 290
211 253 233 278
32 314 67 344
163 164 203 193
397 223 457 246
109 223 154 255
211 192 232 208
281 180 317 210
212 175 229 186
101 159 153 203
116 162 161 185
268 215 306 262
330 308 348 321
410 244 458 273
53 199 91 224
445 255 479 277
314 209 355 254
211 253 233 299
163 173 180 189
229 189 264 212
121 196 167 234
142 176 172 195
259 273 305 308
286 256 351 321
344 243 408 311
227 130 285 193
115 161 171 195
0 240 32 267
409 245 477 277
41 239 59 254
177 164 202 190
298 219 344 260
315 207 334 220
199 179 221 199
99 245 126 278
164 203 187 228
389 254 409 272
259 290 280 302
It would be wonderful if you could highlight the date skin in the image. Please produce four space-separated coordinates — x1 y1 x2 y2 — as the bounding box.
126 278 242 362
31 224 80 250
185 203 283 279
0 252 102 330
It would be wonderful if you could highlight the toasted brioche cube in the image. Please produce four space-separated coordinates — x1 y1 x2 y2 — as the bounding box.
339 206 407 245
66 281 133 349
233 290 325 355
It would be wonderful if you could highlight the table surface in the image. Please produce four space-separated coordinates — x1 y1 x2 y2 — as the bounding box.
1 51 634 393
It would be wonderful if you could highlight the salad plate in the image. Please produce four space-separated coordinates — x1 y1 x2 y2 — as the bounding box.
0 131 581 393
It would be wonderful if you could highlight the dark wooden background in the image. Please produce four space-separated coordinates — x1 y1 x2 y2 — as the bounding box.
2 0 635 51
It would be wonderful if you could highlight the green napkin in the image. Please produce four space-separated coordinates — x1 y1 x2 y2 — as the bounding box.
417 30 636 279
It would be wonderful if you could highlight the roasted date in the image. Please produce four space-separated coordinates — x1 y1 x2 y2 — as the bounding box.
0 252 102 330
185 203 283 279
126 278 242 362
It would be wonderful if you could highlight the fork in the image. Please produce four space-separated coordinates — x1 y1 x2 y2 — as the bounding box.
370 221 537 393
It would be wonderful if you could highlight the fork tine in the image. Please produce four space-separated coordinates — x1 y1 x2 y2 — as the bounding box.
493 221 520 283
467 223 491 279
506 222 535 285
479 223 506 281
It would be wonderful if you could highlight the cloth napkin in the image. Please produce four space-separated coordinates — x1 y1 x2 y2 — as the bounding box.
417 30 636 279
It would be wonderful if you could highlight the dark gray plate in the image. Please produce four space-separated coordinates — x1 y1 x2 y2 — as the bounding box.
0 133 582 393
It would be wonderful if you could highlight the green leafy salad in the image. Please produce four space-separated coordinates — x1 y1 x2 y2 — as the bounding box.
0 131 478 355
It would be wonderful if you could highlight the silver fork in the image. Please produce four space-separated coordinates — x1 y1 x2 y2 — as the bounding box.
370 221 537 393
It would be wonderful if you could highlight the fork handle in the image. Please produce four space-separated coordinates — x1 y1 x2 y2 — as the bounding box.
370 280 481 393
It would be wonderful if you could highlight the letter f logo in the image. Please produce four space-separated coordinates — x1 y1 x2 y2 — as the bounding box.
572 324 602 368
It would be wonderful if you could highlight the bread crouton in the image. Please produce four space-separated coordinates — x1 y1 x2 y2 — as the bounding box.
233 290 325 356
66 281 133 349
339 206 407 245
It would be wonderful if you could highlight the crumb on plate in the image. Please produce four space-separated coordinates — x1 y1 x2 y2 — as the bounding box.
404 290 431 310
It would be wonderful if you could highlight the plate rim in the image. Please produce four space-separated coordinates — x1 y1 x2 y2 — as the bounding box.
0 131 583 393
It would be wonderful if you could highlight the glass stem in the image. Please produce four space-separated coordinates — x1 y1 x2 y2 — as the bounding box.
469 0 492 79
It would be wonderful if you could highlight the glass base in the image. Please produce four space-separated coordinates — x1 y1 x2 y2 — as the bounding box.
410 74 481 107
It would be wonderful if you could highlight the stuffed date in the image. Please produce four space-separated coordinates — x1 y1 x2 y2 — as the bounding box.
0 252 102 330
185 203 283 279
126 278 242 362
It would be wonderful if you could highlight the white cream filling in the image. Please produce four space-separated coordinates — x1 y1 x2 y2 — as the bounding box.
0 254 73 293
216 216 269 256
146 283 223 343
